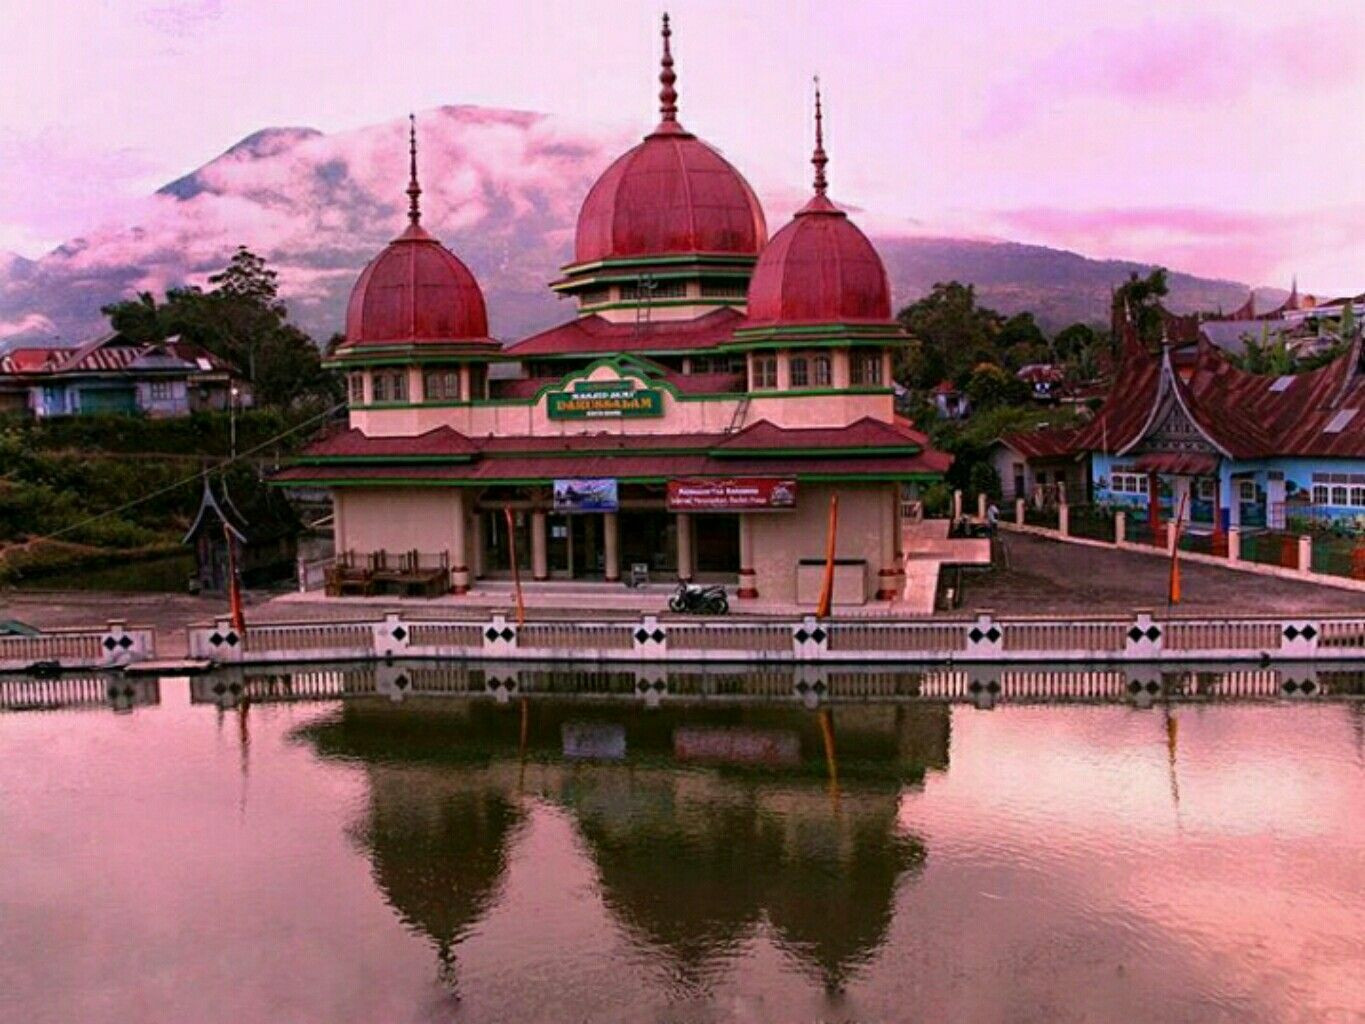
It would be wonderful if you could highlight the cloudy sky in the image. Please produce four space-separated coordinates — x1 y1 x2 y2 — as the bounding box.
2 0 1363 293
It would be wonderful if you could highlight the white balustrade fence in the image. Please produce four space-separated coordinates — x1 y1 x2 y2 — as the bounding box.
182 609 1365 668
0 621 155 673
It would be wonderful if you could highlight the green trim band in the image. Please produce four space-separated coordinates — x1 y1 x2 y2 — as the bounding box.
558 253 759 275
274 470 938 488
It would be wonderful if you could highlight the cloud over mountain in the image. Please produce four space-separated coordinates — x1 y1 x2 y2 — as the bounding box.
0 105 1267 349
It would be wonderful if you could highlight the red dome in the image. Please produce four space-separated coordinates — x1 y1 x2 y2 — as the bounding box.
573 123 767 265
344 223 493 347
744 195 892 325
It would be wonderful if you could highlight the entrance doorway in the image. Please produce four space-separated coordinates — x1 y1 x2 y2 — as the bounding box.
694 514 740 577
547 514 606 579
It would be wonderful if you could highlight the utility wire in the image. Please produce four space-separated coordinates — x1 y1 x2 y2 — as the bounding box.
23 401 345 546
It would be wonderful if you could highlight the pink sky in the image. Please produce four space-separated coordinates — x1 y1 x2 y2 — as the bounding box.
1 0 1363 293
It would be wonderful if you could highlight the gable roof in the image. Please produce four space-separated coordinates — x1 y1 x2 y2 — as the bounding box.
507 308 744 358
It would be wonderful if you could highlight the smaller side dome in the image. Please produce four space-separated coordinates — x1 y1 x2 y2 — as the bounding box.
341 116 495 349
744 85 892 326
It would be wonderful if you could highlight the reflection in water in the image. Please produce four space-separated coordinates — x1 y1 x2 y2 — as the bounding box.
1 665 1362 1023
299 696 943 993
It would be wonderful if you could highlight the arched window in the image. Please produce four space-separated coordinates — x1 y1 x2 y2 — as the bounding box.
789 356 809 388
752 356 778 390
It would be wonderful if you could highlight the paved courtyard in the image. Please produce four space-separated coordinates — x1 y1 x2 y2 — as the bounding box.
962 531 1365 615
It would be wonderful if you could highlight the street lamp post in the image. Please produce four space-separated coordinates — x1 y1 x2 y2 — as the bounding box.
230 385 240 461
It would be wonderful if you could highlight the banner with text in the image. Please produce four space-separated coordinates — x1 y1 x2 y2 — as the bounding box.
667 477 797 511
553 478 619 512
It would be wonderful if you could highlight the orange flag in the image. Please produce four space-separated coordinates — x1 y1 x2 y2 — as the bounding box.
225 522 247 633
504 507 526 626
815 494 839 619
1168 492 1188 606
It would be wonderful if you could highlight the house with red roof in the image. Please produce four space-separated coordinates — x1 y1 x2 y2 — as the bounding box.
0 333 247 418
1002 305 1365 535
278 17 951 605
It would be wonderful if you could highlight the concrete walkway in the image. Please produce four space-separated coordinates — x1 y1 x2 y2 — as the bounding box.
964 532 1365 615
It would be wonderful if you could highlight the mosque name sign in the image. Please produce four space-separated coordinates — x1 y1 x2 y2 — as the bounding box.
547 379 664 419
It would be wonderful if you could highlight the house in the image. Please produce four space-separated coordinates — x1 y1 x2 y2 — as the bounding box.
0 333 248 418
989 427 1086 505
274 21 952 606
930 380 970 419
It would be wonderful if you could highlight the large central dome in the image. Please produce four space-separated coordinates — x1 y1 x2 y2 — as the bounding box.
570 15 765 267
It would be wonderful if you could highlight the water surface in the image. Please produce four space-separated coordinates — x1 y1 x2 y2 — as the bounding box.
1 664 1361 1024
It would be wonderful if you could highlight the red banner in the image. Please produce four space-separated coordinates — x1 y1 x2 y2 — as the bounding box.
667 477 797 511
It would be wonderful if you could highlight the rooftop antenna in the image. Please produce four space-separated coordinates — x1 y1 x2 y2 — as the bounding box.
406 113 422 225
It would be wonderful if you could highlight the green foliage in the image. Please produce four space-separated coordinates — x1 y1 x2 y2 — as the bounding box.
968 461 1002 502
920 482 952 517
925 404 1083 493
1113 268 1169 350
102 246 338 409
895 281 1005 388
1233 326 1295 375
965 364 1029 411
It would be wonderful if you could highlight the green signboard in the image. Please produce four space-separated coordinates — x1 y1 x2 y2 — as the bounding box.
547 379 664 420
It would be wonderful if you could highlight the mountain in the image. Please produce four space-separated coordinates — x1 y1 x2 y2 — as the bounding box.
0 105 1275 349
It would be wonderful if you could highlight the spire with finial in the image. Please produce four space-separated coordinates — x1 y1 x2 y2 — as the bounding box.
811 76 828 196
658 12 678 123
406 113 422 226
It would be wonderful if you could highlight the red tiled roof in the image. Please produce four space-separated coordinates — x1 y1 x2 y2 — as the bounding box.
1067 334 1365 460
1000 427 1080 460
276 448 945 485
713 416 924 452
303 426 478 458
508 308 744 357
1133 452 1218 475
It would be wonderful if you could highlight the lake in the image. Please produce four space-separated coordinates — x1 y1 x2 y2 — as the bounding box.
0 663 1361 1024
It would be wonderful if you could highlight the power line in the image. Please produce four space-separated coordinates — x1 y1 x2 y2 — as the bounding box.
24 402 345 546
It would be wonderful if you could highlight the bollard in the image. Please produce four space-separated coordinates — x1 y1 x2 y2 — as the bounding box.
1058 503 1070 537
953 489 963 520
977 492 987 520
1114 511 1126 545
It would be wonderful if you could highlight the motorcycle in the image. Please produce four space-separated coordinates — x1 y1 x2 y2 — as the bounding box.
668 581 729 615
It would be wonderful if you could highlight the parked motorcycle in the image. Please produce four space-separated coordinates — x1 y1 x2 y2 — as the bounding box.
668 581 729 615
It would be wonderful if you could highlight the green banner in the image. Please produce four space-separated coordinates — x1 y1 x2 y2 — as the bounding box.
547 379 663 419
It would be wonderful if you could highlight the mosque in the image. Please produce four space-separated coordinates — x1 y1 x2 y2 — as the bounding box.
277 15 950 606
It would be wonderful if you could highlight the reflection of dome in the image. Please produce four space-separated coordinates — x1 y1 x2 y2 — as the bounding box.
296 696 940 991
744 86 893 327
570 15 765 267
357 767 523 980
340 118 496 351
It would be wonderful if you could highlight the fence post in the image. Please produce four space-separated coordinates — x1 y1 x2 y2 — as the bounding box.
1015 498 1025 526
1227 527 1241 562
977 492 987 520
1114 511 1126 545
953 489 963 519
1058 503 1070 537
1298 534 1312 573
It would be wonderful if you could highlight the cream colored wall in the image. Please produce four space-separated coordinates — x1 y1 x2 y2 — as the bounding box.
746 482 894 604
336 488 466 559
349 363 894 438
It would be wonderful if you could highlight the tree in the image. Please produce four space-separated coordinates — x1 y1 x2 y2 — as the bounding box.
997 312 1050 369
895 282 1005 389
1113 268 1169 350
1053 322 1097 362
101 247 334 408
964 363 1026 411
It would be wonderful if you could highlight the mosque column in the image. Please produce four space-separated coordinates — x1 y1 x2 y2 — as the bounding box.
471 506 485 578
876 485 901 601
603 512 621 582
531 510 549 581
451 490 469 594
676 512 694 581
737 514 758 599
